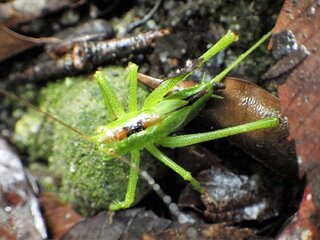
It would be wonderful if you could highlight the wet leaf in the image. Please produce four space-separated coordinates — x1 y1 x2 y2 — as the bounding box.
198 77 298 181
0 138 47 239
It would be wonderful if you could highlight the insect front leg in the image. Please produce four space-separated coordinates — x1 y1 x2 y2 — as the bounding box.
109 150 141 211
94 71 126 118
146 144 202 192
127 62 139 111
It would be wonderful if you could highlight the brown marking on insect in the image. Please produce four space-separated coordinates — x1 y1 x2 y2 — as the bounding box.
125 115 162 137
98 114 162 144
115 129 128 141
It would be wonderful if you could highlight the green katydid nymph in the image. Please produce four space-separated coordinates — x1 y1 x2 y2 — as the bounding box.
89 30 277 211
0 30 278 212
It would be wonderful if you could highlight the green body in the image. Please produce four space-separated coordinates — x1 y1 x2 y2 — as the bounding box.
92 93 210 156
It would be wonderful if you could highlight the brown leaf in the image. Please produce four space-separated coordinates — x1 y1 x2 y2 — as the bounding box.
198 77 298 181
273 1 320 175
270 0 320 238
277 183 318 240
0 25 39 62
40 192 84 240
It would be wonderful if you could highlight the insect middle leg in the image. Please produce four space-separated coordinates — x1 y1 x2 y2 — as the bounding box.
109 150 141 211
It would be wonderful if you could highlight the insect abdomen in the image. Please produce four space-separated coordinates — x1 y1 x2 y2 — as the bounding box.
93 112 162 145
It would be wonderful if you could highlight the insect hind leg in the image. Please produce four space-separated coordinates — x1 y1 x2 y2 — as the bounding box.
146 144 202 192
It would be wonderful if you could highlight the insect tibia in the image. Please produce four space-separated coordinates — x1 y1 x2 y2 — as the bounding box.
210 30 272 83
0 88 90 142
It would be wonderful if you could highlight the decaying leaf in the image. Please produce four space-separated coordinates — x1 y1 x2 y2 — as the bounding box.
268 0 320 238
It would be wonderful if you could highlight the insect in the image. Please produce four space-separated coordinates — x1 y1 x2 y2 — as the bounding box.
0 30 278 212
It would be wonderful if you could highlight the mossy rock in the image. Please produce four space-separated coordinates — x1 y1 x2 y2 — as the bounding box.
15 66 161 216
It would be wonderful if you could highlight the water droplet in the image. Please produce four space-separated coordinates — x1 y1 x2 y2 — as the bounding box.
307 6 316 16
186 227 198 238
169 203 178 212
159 52 168 63
152 183 160 191
69 164 76 173
4 206 12 212
163 195 172 204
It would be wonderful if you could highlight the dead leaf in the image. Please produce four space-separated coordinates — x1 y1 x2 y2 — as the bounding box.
61 208 171 240
198 165 284 223
142 223 258 240
40 192 84 240
0 25 50 62
198 77 298 181
277 183 317 240
270 0 320 238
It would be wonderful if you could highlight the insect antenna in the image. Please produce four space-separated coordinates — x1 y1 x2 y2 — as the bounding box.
0 88 91 141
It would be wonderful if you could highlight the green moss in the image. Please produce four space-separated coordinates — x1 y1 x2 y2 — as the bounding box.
14 66 159 216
